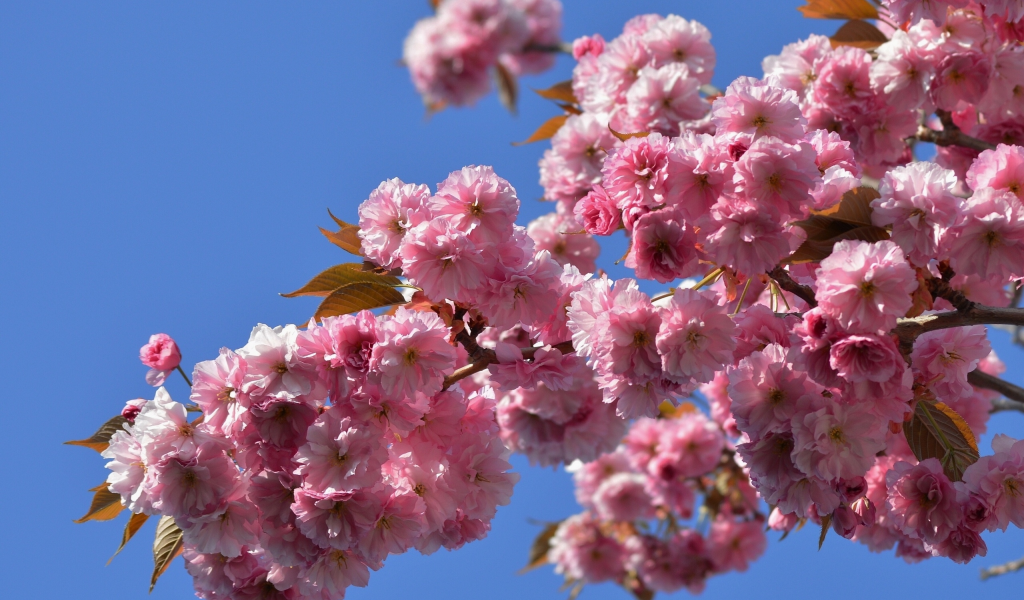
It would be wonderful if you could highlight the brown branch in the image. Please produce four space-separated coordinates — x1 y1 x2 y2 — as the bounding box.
522 42 573 55
927 277 975 312
442 340 576 390
895 305 1024 354
990 397 1024 414
916 110 996 153
969 369 1024 406
767 267 817 308
981 555 1024 580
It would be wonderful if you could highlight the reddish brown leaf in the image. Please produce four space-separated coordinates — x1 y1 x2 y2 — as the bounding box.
314 282 407 321
109 512 150 563
494 63 518 115
819 514 832 550
608 126 650 142
519 521 561 574
787 225 890 264
904 400 980 482
533 80 577 104
813 186 879 225
64 415 128 453
557 102 583 115
788 187 889 263
75 484 124 523
281 263 401 298
150 515 184 592
798 0 878 20
513 115 568 146
830 19 889 49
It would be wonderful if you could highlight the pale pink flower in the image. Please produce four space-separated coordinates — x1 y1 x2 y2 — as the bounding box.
625 208 701 283
656 287 736 384
816 240 918 333
702 197 798 275
870 30 935 111
430 165 519 243
190 347 248 436
349 383 429 436
623 63 705 135
549 512 626 583
792 398 887 481
707 517 767 573
813 46 874 119
295 311 378 401
489 343 579 391
238 324 322 405
733 136 819 218
626 531 712 594
357 178 431 269
886 458 961 544
959 440 1024 531
712 76 806 142
592 293 664 386
151 442 240 521
948 187 1024 280
577 34 651 115
291 487 380 550
141 333 182 386
299 548 371 599
574 185 622 236
370 308 456 399
733 304 793 362
601 133 679 217
668 131 732 221
571 450 634 509
912 326 991 402
526 211 600 274
806 129 860 176
133 387 220 462
932 523 988 563
882 0 970 24
873 162 960 265
593 472 656 522
572 34 604 60
403 17 491 107
294 410 386 494
643 15 715 83
930 52 992 111
103 428 153 514
479 251 562 328
829 333 913 420
400 217 491 304
502 0 562 75
651 411 725 479
729 344 818 439
386 442 458 531
762 34 832 99
359 491 426 563
448 436 519 521
702 371 740 437
967 143 1024 200
181 499 259 558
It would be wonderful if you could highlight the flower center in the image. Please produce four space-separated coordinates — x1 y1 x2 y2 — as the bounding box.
273 363 288 374
767 388 786 406
633 330 650 347
404 348 419 365
859 280 876 298
828 426 845 444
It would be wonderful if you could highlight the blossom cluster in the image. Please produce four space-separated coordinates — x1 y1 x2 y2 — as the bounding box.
548 410 767 595
404 0 563 107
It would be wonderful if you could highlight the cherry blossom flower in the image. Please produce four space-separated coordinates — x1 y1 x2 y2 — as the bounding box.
370 308 456 399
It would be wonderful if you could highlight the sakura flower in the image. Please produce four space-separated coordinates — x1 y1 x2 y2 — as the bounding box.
291 487 381 550
948 187 1024 281
294 311 378 401
911 326 991 402
190 347 248 436
733 136 819 219
791 398 887 481
478 252 562 329
886 458 961 544
370 308 456 399
151 442 241 522
526 211 599 274
643 14 715 84
650 411 725 479
549 512 626 584
592 472 656 522
357 178 431 269
294 410 386 494
711 76 806 142
299 549 371 599
656 287 736 384
967 143 1024 200
728 344 818 439
702 197 798 275
181 499 260 558
400 217 491 304
359 491 426 563
625 208 701 283
430 165 519 243
601 133 679 218
623 63 706 135
140 333 182 386
238 324 322 404
873 162 960 265
626 531 712 594
103 428 153 514
574 185 622 236
707 517 767 573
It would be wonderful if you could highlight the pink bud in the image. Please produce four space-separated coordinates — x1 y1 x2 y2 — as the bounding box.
837 477 867 503
831 506 859 539
767 507 798 532
121 398 147 424
140 333 182 371
851 497 875 526
572 34 605 60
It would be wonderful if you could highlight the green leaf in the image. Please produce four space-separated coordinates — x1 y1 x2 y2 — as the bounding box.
281 263 401 298
904 400 980 482
109 512 150 564
519 521 562 574
64 415 128 453
798 0 878 20
533 80 577 104
830 19 889 49
150 515 184 593
513 115 568 146
314 282 407 321
819 514 831 550
75 484 125 524
494 62 518 116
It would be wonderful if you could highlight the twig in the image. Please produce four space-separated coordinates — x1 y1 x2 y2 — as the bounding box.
522 42 573 55
990 397 1024 414
969 370 1024 407
981 555 1024 580
442 340 575 390
895 305 1024 354
176 365 193 387
767 267 817 308
916 110 996 153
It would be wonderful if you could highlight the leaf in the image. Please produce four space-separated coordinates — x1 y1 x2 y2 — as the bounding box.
798 0 878 20
557 102 583 115
75 484 125 523
314 282 407 321
819 514 831 550
830 19 889 49
109 512 150 564
658 400 696 419
608 126 650 142
519 521 561 574
281 263 401 298
64 415 128 453
513 114 568 146
428 0 441 9
150 515 184 593
533 80 577 104
788 187 889 263
904 400 980 482
494 63 518 116
321 210 363 256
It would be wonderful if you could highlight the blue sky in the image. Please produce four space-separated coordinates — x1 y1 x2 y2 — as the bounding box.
2 1 1022 598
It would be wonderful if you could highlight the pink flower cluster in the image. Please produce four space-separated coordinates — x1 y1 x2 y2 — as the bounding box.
403 0 563 107
105 312 520 600
548 410 766 595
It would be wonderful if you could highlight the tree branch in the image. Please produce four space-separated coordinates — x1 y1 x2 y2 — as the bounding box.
522 42 573 54
442 340 575 390
767 267 817 308
915 110 996 153
895 305 1024 351
969 369 1024 406
990 397 1024 414
981 555 1024 580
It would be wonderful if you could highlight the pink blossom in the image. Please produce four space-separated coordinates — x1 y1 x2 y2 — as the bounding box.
707 517 767 573
702 371 740 437
572 34 605 60
967 143 1024 200
103 428 153 514
151 442 240 521
448 436 519 521
238 324 322 405
733 136 819 218
526 211 599 274
573 185 622 236
181 499 259 558
291 487 380 550
882 0 970 24
622 63 705 135
948 187 1024 280
959 441 1024 531
887 458 961 544
816 240 918 333
133 388 221 462
120 398 146 425
813 46 874 119
593 472 655 522
668 131 732 221
403 17 492 107
655 287 736 384
736 432 803 508
932 523 988 563
712 76 806 142
762 34 832 99
733 304 793 362
295 311 378 401
930 52 992 111
626 531 712 594
791 397 887 481
829 333 912 420
489 343 578 391
141 333 182 385
400 217 491 304
502 0 562 76
591 291 664 389
650 411 725 479
549 512 626 583
359 491 426 563
370 308 456 399
577 34 651 115
430 165 519 243
349 383 429 436
601 133 679 218
729 344 819 439
806 129 860 177
873 162 960 265
572 450 634 509
479 252 562 328
625 208 701 283
190 347 248 436
643 15 715 84
357 178 431 269
386 441 458 531
702 197 798 275
294 410 386 494
299 549 371 599
911 326 991 402
871 30 935 111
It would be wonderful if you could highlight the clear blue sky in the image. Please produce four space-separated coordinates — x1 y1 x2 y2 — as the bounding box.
2 1 1022 598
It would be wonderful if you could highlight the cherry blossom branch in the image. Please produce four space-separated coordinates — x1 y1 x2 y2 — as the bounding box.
176 364 193 387
522 41 573 54
980 555 1024 580
767 267 817 308
442 340 575 390
896 305 1024 339
915 110 997 153
968 369 1024 409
